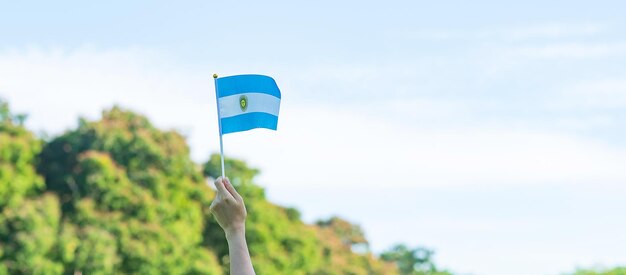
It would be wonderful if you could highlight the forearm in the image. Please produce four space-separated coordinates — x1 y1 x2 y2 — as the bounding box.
226 228 255 275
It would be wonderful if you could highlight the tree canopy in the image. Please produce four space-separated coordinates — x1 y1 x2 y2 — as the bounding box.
380 245 452 275
0 101 404 274
570 267 626 275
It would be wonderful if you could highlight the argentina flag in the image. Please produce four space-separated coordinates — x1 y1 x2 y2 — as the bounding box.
215 74 281 135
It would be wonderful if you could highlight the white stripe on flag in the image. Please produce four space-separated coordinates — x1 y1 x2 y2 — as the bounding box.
218 92 280 119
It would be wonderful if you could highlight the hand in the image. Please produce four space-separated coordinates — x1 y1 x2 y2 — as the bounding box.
210 177 255 274
210 177 247 235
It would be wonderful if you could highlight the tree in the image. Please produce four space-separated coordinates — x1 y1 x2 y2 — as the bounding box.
0 194 63 275
37 106 222 274
570 267 626 275
381 244 452 275
0 100 60 274
203 154 266 201
0 100 44 209
316 216 369 251
0 100 61 274
313 219 397 275
1 101 398 274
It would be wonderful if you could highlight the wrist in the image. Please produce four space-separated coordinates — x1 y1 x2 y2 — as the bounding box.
225 224 246 240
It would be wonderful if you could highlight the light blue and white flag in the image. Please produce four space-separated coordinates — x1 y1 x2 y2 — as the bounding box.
215 74 281 135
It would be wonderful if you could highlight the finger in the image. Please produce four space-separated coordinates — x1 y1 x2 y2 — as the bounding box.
223 178 243 202
213 177 235 201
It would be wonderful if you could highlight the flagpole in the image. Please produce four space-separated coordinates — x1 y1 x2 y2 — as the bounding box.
213 73 226 178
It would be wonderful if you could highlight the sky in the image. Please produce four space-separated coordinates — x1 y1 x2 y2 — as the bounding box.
1 1 626 274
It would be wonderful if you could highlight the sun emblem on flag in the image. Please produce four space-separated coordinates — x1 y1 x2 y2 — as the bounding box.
239 95 248 112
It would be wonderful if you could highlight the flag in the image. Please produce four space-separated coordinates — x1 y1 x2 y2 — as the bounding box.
215 74 281 135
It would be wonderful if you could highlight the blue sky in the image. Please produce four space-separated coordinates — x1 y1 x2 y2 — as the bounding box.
2 1 626 274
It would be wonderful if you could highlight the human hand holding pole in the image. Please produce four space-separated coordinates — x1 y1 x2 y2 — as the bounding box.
210 177 255 275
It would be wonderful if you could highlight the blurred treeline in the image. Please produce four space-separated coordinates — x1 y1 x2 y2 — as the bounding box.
570 268 626 275
0 100 451 275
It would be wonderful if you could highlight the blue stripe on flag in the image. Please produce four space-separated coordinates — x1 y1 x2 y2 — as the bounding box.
220 112 278 134
217 74 281 99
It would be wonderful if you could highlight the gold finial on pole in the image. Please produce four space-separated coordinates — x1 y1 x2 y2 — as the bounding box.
213 74 218 79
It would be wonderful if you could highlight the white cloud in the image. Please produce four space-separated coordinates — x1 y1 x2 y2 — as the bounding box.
2 47 626 190
0 46 214 143
248 105 626 189
507 42 626 59
503 23 604 40
399 23 606 41
557 79 626 109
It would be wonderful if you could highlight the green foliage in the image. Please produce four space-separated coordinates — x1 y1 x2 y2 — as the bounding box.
570 267 626 275
317 216 369 248
313 221 397 275
203 154 265 200
204 155 259 186
0 100 56 274
0 100 44 209
381 245 452 275
0 194 63 274
0 101 396 274
37 106 222 274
